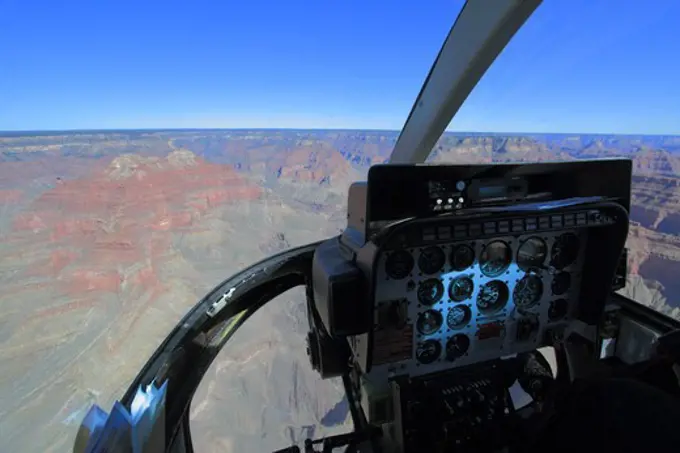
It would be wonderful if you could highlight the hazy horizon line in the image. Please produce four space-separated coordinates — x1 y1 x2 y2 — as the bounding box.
1 127 680 138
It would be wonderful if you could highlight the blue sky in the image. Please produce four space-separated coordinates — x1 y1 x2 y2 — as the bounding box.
1 0 679 134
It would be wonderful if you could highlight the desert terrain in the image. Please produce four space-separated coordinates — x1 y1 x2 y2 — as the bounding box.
0 130 678 452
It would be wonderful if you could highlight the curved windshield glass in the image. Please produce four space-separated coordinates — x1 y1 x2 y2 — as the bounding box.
435 0 680 321
191 288 353 452
1 1 678 453
0 0 461 449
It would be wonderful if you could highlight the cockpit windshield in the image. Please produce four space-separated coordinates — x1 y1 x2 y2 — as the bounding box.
0 1 679 452
432 0 680 321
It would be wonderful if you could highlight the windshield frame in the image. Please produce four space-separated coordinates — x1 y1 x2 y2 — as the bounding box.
117 239 326 450
390 0 541 164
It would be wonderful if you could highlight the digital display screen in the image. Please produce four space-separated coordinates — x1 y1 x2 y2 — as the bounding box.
478 185 508 199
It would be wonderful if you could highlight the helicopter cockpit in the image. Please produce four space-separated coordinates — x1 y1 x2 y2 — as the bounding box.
302 158 632 453
74 1 680 452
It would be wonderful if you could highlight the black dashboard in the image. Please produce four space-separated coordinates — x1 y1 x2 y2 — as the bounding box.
307 160 632 453
364 205 608 380
372 224 584 377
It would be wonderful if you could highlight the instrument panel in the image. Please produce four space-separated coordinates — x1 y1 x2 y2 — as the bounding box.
371 229 585 378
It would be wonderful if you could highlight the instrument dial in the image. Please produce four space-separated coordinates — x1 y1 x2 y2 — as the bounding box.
385 250 414 280
417 278 444 306
449 276 474 302
548 298 569 321
513 274 543 308
416 309 443 335
416 339 442 364
551 272 571 295
447 305 471 329
516 317 540 342
551 233 580 269
418 246 446 274
450 244 475 271
480 241 512 277
477 280 509 313
517 237 547 270
446 334 470 361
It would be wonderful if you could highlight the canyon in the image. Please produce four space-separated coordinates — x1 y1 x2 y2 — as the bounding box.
1 130 679 452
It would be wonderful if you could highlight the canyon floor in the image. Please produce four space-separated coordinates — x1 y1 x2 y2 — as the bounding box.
0 130 678 452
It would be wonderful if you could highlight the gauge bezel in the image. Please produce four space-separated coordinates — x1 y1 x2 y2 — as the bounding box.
446 304 472 329
445 334 470 361
479 240 512 277
548 298 569 321
517 236 548 271
385 249 414 280
418 245 446 275
416 339 442 364
551 271 571 295
417 278 445 306
513 273 544 308
450 244 476 271
550 233 580 270
416 309 444 335
476 279 510 313
448 275 474 302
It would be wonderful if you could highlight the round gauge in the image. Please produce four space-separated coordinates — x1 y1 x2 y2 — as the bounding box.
418 246 446 275
551 233 580 270
517 237 547 270
417 278 444 306
446 334 470 361
513 274 543 308
417 309 443 335
551 272 571 295
449 276 474 302
385 250 414 279
447 305 471 329
549 299 569 321
416 339 442 364
479 241 512 277
450 244 475 271
477 280 509 313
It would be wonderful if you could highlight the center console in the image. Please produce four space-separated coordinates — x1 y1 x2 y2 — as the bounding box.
391 361 516 453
